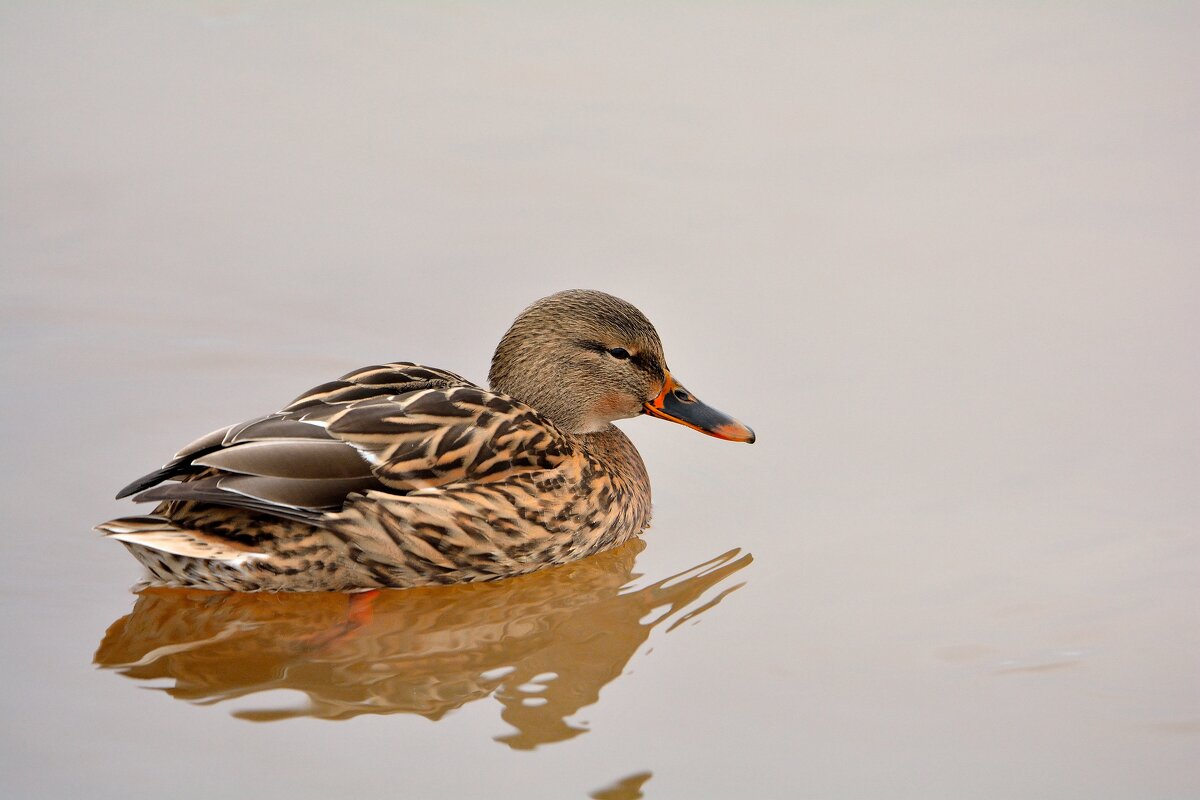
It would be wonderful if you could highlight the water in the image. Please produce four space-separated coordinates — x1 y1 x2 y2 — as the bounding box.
2 4 1198 798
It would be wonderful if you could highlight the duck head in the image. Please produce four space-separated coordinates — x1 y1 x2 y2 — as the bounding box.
489 290 755 443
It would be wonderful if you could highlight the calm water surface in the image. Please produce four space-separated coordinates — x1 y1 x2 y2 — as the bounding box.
95 542 750 739
2 4 1198 799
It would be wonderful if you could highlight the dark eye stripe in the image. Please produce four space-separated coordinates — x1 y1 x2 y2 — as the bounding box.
579 339 659 375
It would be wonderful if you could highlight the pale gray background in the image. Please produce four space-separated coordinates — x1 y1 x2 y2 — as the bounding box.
2 3 1197 799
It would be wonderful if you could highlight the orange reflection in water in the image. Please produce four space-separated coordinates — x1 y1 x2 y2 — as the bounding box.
94 540 751 749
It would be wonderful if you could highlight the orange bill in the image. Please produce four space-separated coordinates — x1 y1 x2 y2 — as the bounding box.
643 373 755 443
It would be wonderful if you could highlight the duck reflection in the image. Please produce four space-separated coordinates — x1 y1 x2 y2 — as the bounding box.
94 540 751 749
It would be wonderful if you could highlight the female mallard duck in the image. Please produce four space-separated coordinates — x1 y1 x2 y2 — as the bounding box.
99 290 754 591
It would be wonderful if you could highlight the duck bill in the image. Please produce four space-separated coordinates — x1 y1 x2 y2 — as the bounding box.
643 374 755 443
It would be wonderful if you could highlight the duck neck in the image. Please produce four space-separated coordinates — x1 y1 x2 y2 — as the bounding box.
578 425 652 538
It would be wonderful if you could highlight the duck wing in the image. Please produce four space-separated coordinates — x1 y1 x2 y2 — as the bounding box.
116 362 471 498
318 384 572 491
117 362 572 524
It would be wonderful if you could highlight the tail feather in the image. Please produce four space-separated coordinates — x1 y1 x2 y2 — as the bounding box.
96 516 265 564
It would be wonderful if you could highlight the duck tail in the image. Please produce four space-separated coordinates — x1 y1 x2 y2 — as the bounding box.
96 515 267 568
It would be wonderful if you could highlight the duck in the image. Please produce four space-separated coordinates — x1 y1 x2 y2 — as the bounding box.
98 290 754 591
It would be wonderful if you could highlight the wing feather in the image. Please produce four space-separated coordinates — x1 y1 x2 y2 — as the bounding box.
117 362 573 524
324 386 572 491
193 439 373 479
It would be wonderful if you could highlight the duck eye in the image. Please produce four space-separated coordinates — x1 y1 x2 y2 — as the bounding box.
607 347 631 360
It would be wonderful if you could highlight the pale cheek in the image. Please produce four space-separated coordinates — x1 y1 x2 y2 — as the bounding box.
588 392 641 425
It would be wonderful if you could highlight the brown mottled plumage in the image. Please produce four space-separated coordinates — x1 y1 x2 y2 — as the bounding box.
98 290 754 591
